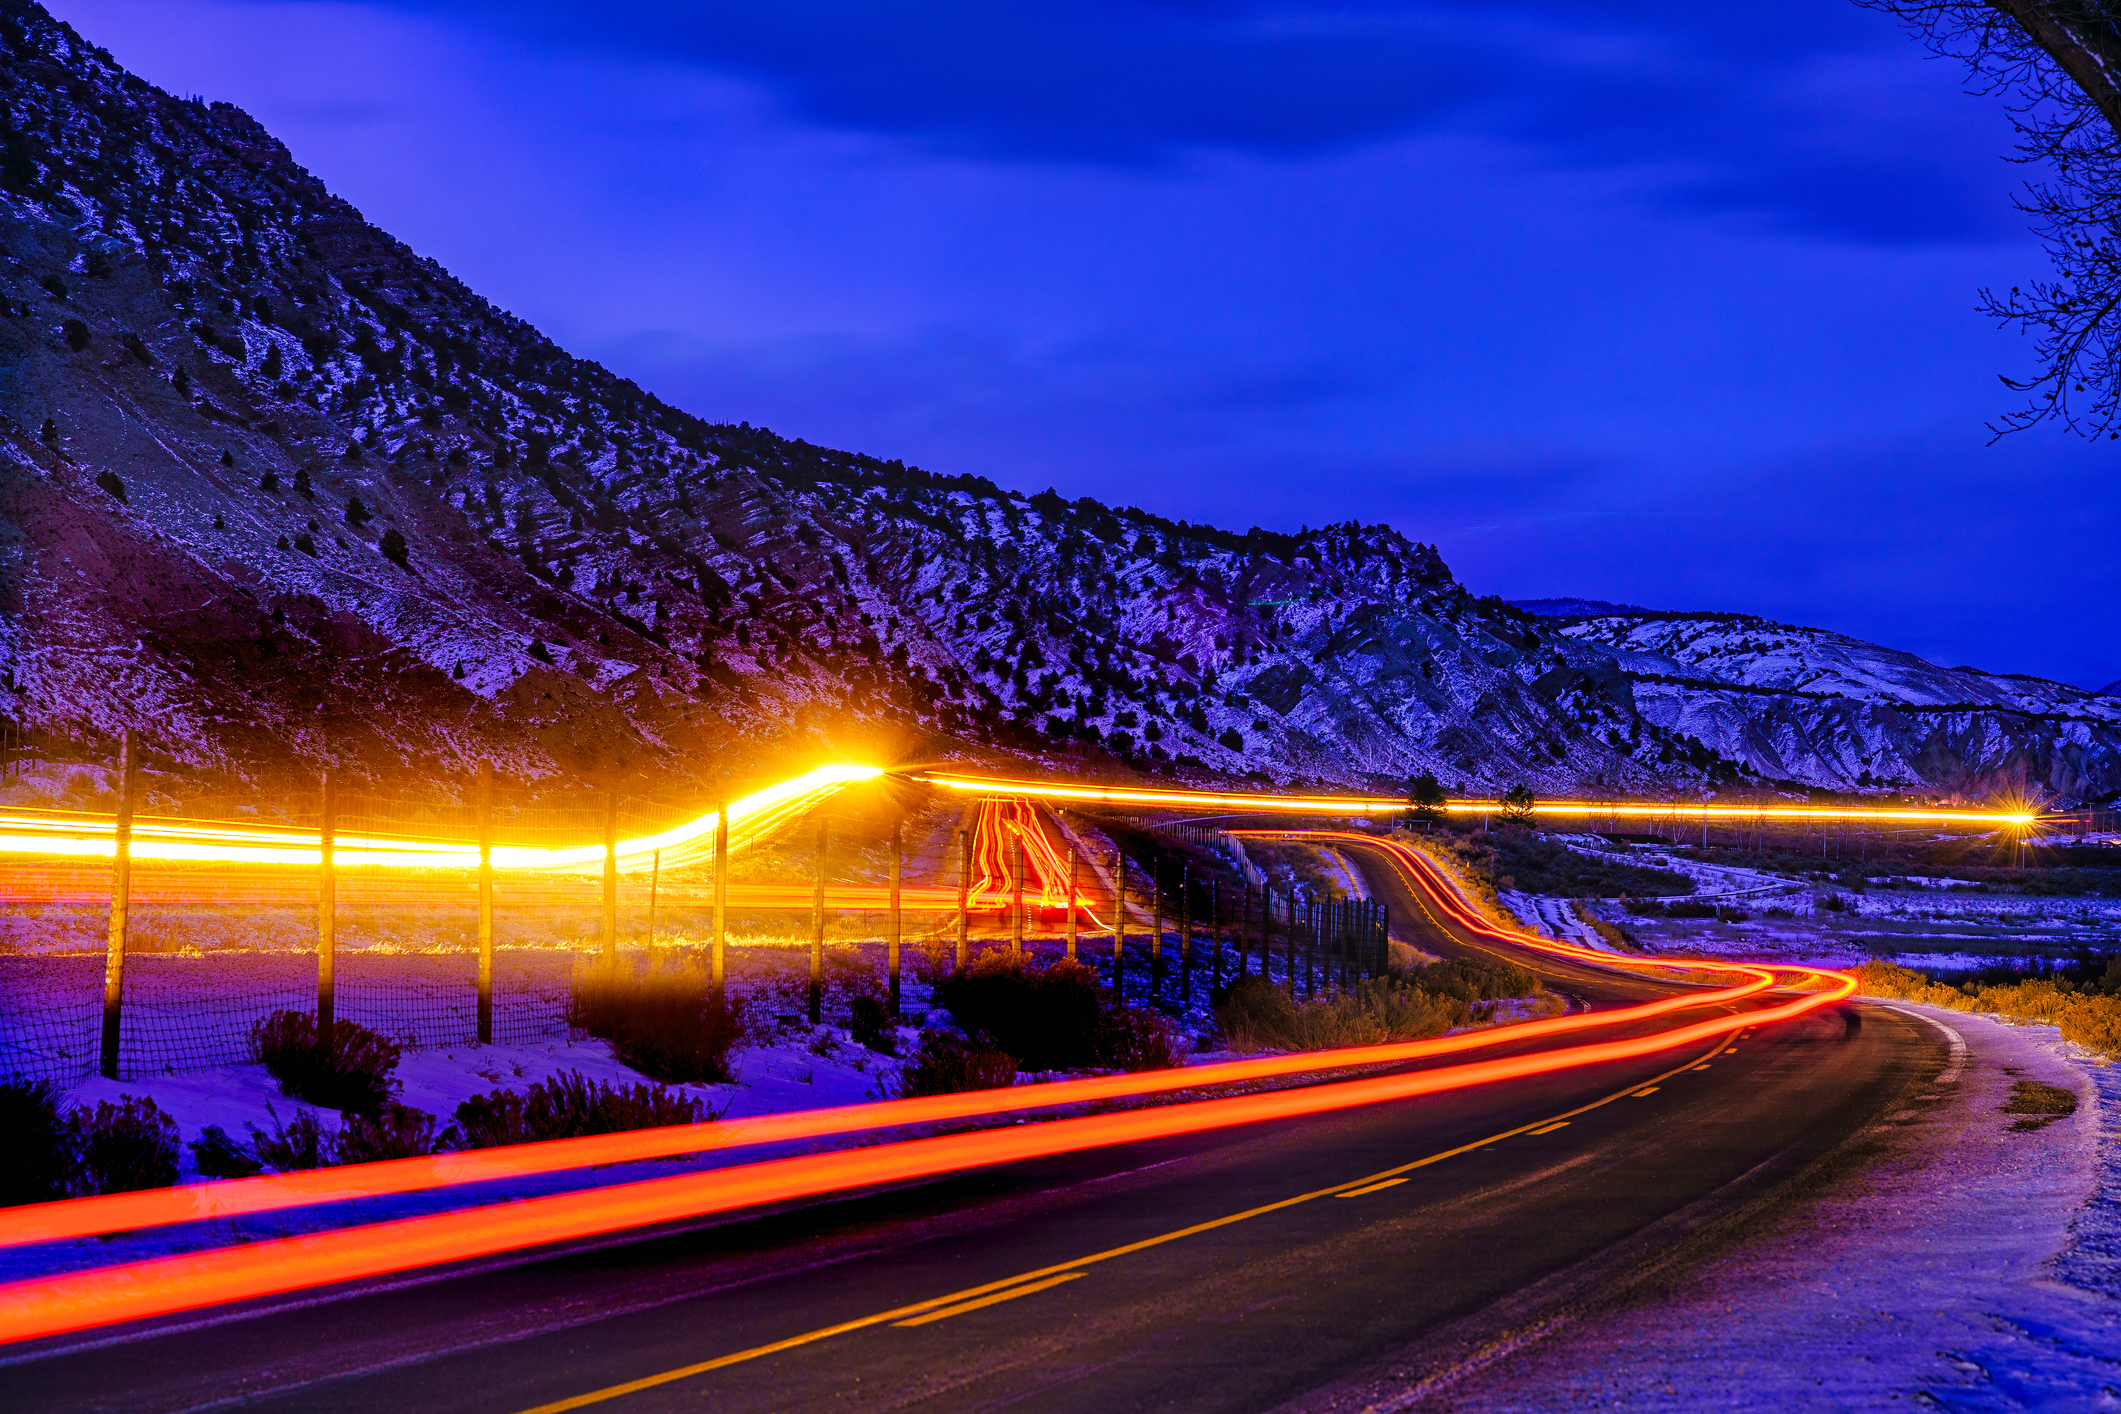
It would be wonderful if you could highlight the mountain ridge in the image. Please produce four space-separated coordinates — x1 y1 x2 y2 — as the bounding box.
1 0 2115 805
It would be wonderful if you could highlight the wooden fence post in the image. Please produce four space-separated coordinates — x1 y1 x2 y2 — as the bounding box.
1258 883 1272 985
99 730 137 1080
477 763 494 1044
888 818 903 1017
1066 846 1079 960
601 787 619 966
1179 864 1192 1011
1113 852 1127 1001
1011 835 1025 956
809 817 828 1024
317 767 337 1051
1151 865 1164 999
712 799 728 1003
647 848 660 950
956 827 972 973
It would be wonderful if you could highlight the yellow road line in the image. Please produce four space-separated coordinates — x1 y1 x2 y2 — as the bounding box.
1336 1179 1409 1198
1526 1121 1570 1135
891 1273 1085 1327
511 1034 1730 1414
1631 1087 1659 1097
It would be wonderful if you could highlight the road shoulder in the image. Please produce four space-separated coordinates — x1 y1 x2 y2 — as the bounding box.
1386 1002 2120 1411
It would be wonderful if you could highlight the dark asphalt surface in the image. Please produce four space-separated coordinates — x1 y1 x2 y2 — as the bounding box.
4 841 1938 1414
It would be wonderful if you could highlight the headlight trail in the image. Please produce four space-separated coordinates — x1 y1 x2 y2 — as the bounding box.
0 764 882 873
0 967 1850 1346
0 969 1783 1248
912 772 2039 826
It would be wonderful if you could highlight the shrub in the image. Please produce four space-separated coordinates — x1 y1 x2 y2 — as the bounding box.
1096 1005 1182 1072
896 1030 1019 1097
336 1103 448 1163
571 960 743 1084
189 1124 264 1179
69 1097 180 1195
1214 971 1501 1053
847 994 898 1056
249 1009 402 1113
1399 956 1539 1005
933 952 1105 1070
453 1070 711 1150
0 1078 73 1206
248 1109 334 1172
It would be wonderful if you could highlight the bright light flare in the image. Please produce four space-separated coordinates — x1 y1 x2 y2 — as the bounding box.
0 764 884 874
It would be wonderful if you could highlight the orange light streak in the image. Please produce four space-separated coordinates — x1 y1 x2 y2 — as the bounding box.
0 970 1849 1346
0 970 1781 1248
0 765 883 874
913 772 2037 826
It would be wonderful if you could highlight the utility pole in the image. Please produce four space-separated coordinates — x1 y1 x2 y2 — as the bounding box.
887 818 903 1017
810 817 828 1024
99 730 137 1080
477 763 494 1044
711 798 728 1003
317 767 337 1054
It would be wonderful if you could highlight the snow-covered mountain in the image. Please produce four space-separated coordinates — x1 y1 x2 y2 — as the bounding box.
1523 607 2121 801
0 1 2114 805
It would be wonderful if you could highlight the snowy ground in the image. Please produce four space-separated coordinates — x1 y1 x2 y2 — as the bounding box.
1428 1003 2121 1412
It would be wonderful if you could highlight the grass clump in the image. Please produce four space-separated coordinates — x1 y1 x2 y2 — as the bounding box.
189 1124 265 1179
249 1009 403 1114
571 960 743 1084
1854 960 2121 1060
896 1029 1019 1097
1215 956 1547 1054
453 1069 714 1149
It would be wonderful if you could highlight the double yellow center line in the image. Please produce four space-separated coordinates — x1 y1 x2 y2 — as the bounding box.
515 1031 1737 1414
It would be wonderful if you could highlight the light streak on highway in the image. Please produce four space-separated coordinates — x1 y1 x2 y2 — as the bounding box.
0 970 1783 1248
913 772 2040 826
0 969 1850 1346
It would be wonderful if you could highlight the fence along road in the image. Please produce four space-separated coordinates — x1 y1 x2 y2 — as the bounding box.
0 821 1933 1413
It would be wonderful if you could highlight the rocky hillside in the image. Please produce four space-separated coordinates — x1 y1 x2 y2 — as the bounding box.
0 0 2112 805
1524 608 2121 803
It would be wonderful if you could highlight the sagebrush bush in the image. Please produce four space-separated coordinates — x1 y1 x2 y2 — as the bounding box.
1399 957 1539 1005
1096 1005 1182 1072
189 1124 264 1179
69 1097 181 1195
571 960 743 1083
453 1069 712 1149
0 1078 73 1206
248 1108 333 1172
1214 972 1490 1053
896 1030 1019 1097
249 1009 402 1113
847 993 898 1055
336 1103 447 1163
934 952 1106 1070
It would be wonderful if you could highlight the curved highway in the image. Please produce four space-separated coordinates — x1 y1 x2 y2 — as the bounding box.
2 835 1940 1413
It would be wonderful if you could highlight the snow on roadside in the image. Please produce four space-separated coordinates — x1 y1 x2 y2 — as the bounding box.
1430 1003 2121 1411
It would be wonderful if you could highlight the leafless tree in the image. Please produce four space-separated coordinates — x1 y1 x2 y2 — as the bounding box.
1863 1 2121 437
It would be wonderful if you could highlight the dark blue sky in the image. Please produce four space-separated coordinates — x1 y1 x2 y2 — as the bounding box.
53 0 2119 688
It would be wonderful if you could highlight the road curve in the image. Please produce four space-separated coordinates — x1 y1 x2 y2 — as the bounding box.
3 840 1938 1413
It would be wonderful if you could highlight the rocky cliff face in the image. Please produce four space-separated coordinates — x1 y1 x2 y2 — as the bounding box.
0 0 2112 804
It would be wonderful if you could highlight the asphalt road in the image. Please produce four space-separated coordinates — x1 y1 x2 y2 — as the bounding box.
5 845 1939 1414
